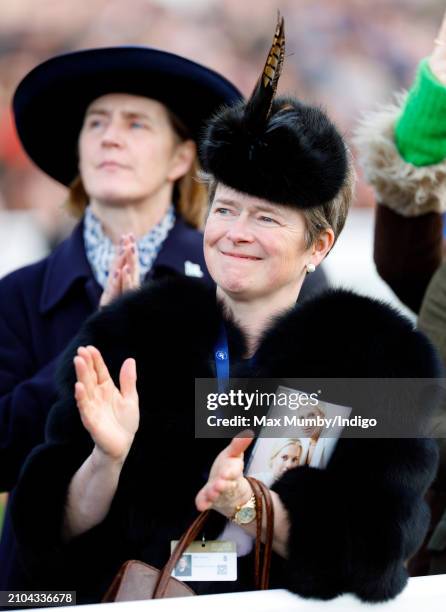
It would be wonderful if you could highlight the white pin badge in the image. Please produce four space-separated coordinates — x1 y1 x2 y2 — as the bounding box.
185 261 203 278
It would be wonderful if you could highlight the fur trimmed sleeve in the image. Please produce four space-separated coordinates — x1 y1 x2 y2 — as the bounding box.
271 437 439 602
10 435 129 596
260 291 443 601
354 95 446 216
10 295 146 596
10 346 135 597
10 278 220 598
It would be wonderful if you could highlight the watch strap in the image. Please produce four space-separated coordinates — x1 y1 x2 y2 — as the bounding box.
231 494 256 523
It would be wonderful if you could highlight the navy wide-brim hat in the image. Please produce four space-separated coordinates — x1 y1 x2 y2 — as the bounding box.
13 46 242 186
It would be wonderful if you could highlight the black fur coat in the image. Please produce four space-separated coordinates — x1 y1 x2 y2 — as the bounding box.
11 277 441 604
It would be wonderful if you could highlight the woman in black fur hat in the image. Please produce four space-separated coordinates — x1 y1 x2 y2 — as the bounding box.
11 17 442 604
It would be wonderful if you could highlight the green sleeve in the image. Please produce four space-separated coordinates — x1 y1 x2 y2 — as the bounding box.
395 58 446 166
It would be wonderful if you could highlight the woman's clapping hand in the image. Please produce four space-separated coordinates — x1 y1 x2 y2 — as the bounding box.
73 345 140 463
195 434 254 516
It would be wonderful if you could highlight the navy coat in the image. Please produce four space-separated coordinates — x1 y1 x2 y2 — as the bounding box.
0 214 211 589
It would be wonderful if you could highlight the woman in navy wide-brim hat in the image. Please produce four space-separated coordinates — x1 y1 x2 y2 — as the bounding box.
0 46 241 590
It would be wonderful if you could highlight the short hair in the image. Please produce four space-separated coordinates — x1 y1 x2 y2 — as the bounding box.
300 150 356 250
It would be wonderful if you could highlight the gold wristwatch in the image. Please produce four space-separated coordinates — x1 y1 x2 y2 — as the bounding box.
231 494 256 525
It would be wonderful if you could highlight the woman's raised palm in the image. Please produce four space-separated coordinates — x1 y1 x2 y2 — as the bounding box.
73 345 140 461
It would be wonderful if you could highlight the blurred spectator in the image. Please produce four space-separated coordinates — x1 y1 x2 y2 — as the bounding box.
0 210 48 277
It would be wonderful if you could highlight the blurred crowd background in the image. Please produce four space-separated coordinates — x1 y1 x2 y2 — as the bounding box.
0 0 444 270
0 0 446 528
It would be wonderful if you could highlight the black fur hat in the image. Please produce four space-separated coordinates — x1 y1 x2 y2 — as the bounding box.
200 16 348 209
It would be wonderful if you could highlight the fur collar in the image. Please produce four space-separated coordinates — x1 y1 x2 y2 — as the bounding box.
74 275 442 383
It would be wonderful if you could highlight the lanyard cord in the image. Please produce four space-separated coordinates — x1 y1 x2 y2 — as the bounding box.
214 322 229 393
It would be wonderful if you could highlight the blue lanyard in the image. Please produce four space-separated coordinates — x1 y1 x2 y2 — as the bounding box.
214 323 229 393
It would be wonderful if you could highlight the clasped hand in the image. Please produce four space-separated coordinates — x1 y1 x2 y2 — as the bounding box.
100 233 140 308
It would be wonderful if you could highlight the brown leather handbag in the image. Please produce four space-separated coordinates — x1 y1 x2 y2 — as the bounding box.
102 477 274 602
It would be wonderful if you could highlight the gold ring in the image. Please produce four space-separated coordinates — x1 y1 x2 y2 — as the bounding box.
434 38 446 46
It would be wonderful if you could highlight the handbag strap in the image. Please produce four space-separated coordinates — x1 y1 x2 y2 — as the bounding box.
154 477 275 598
246 476 274 589
257 478 274 589
251 477 263 589
153 509 211 598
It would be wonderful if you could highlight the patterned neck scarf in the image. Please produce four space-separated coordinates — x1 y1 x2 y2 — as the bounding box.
83 205 176 289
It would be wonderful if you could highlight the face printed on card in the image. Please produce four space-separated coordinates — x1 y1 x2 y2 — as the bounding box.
246 385 351 485
170 541 237 581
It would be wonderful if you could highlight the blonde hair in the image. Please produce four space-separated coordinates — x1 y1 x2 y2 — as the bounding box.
64 109 208 230
269 439 302 467
175 157 208 229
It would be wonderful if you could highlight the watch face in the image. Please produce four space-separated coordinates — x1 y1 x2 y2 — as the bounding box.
237 506 256 524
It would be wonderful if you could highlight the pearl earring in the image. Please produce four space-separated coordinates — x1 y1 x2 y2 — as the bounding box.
306 263 316 273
